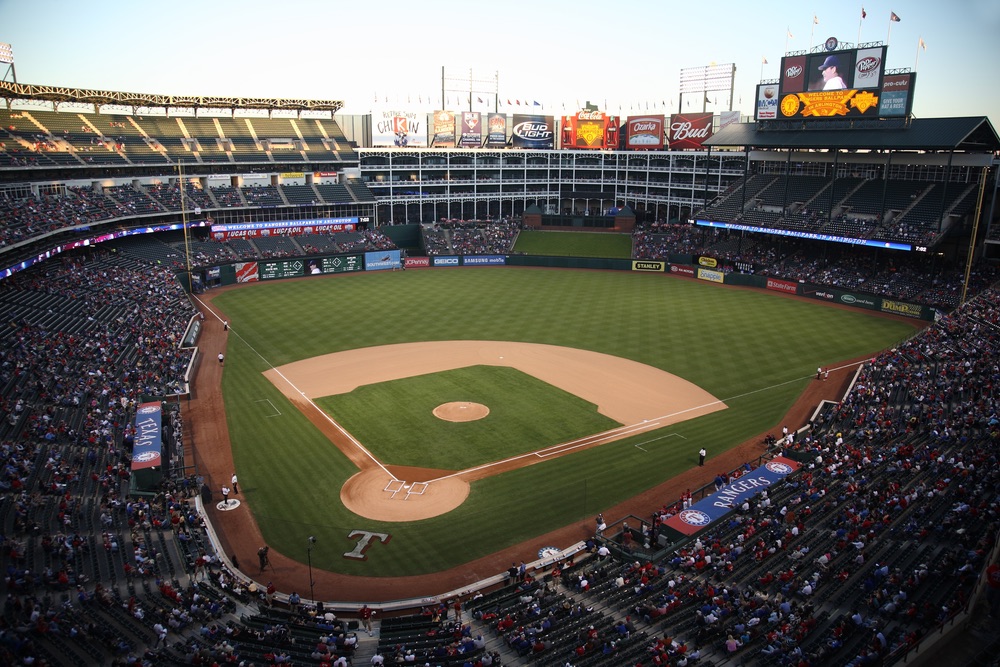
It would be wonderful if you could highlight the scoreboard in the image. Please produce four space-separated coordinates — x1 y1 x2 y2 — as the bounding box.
260 260 304 280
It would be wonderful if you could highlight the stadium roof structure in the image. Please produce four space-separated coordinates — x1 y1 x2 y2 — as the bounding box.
706 116 1000 153
0 80 344 112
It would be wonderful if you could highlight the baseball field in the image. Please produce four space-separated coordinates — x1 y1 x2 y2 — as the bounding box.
205 266 917 586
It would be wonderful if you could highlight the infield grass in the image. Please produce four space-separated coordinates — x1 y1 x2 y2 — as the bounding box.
214 268 918 580
315 366 620 470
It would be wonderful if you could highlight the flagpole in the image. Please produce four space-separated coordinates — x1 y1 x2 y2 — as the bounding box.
810 19 815 49
915 37 921 70
784 27 790 53
857 10 863 44
887 17 893 46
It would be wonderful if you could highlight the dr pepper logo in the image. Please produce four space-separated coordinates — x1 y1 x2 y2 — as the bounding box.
856 56 880 74
785 65 803 79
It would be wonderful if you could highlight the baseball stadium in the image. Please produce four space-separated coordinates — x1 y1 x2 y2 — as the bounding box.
2 7 1000 667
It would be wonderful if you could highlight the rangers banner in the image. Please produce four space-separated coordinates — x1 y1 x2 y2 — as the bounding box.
511 114 555 149
625 115 665 149
664 456 801 535
459 112 483 147
430 110 456 147
718 110 741 129
668 113 713 149
373 109 426 147
131 402 163 471
486 113 507 147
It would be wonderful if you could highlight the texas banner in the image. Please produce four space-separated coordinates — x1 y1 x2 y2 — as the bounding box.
663 456 801 535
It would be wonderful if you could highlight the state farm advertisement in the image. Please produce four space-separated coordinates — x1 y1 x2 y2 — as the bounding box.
668 113 713 149
626 115 664 149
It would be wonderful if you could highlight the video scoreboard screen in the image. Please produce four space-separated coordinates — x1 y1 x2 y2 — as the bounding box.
756 43 915 121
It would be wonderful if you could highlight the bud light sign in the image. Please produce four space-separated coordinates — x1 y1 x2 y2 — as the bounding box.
668 112 713 149
512 114 555 149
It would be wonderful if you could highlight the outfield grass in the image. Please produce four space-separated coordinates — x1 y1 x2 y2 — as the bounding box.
214 268 918 579
314 366 620 470
512 230 633 257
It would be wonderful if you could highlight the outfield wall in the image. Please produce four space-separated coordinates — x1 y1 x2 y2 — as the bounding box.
191 251 935 320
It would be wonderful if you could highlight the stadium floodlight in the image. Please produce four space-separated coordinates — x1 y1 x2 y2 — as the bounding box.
0 43 13 65
678 63 736 112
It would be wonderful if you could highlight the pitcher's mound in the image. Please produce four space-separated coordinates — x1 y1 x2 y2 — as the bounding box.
342 469 470 521
433 401 489 422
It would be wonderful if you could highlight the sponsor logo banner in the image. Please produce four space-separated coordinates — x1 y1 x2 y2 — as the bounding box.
430 110 456 147
766 278 799 294
780 55 808 94
756 84 779 120
632 260 665 272
626 115 664 149
697 268 724 283
404 256 431 268
486 113 507 147
854 47 884 90
463 255 506 266
879 73 914 117
459 112 482 148
235 262 259 283
665 456 801 535
668 113 713 149
718 110 741 129
432 256 460 267
512 114 555 149
132 402 162 471
280 172 305 178
365 250 402 271
373 109 426 147
697 256 717 268
669 264 696 277
881 299 923 318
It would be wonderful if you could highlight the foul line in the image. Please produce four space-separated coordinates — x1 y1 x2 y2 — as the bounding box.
254 398 282 418
193 296 398 481
424 363 871 485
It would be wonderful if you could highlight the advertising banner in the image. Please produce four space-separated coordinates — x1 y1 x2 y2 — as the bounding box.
879 73 915 117
563 110 616 149
432 255 460 267
373 109 426 147
462 255 506 266
211 218 358 240
632 260 665 272
668 113 713 149
459 112 483 147
853 47 885 90
131 402 163 471
365 249 402 271
718 110 741 130
697 267 724 283
260 260 304 280
430 110 456 147
511 114 555 149
625 115 665 149
235 262 259 283
404 256 431 268
780 55 808 94
669 264 695 277
486 113 507 147
765 277 799 295
664 457 801 535
756 84 779 120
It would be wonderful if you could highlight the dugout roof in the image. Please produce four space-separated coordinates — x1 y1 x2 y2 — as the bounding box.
706 116 1000 153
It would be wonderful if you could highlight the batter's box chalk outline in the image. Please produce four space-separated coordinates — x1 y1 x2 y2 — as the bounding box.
633 432 685 452
404 482 428 500
384 479 405 498
254 399 282 418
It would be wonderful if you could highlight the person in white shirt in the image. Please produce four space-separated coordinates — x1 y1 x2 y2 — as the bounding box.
818 56 848 90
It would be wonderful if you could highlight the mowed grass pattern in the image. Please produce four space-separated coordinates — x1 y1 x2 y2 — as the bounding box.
315 366 620 470
214 268 918 578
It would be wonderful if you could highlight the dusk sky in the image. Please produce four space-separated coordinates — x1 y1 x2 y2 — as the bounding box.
2 0 998 122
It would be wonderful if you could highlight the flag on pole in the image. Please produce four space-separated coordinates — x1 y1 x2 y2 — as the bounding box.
861 7 866 19
477 96 483 103
813 15 819 24
506 99 511 105
533 100 540 106
762 56 768 64
890 11 901 22
787 28 793 38
919 37 926 50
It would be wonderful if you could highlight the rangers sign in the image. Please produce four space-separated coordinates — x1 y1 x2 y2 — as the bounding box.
668 113 713 149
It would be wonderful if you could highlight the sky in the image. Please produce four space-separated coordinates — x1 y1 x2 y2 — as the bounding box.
1 0 998 123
